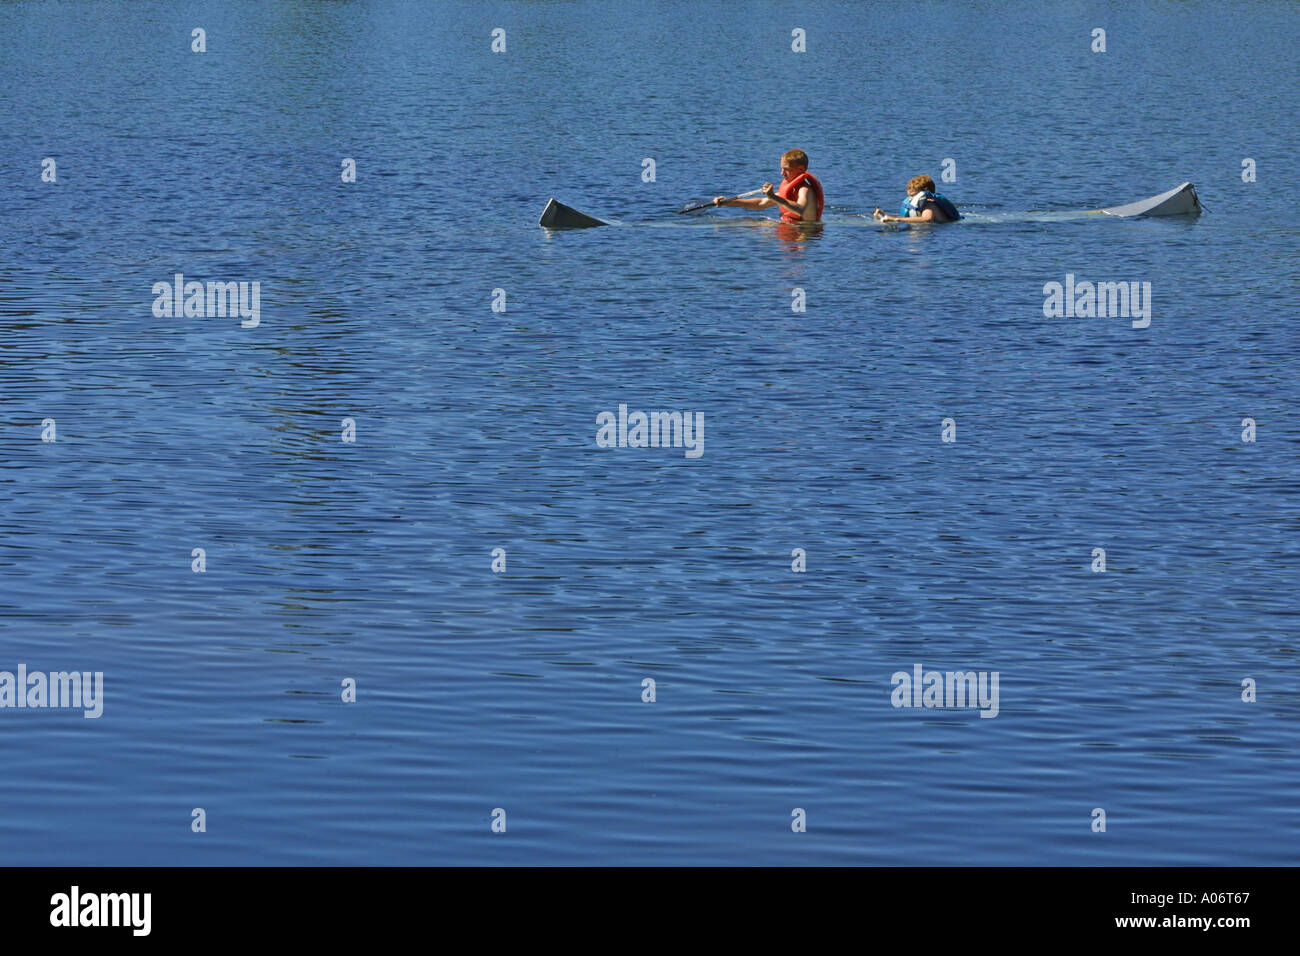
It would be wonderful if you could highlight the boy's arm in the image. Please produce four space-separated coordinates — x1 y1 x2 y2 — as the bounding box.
765 184 813 218
715 195 776 209
877 207 935 223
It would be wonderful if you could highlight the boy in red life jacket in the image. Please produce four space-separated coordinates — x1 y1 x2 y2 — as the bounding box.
712 149 825 223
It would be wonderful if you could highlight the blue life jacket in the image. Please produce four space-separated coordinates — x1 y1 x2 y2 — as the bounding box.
899 190 961 221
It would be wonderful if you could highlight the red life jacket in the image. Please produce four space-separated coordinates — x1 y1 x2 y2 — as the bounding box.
777 171 824 222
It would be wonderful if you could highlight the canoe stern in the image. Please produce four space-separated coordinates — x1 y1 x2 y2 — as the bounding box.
1101 182 1202 218
539 198 610 229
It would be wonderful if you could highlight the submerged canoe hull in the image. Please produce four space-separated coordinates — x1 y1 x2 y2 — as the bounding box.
1101 182 1202 217
539 198 610 229
540 183 1203 227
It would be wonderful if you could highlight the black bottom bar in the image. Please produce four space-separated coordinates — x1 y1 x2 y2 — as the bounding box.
2 866 1287 942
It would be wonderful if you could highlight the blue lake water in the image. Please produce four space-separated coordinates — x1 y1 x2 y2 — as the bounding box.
1 0 1297 865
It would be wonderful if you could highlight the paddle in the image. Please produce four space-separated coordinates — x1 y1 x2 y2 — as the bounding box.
677 188 766 215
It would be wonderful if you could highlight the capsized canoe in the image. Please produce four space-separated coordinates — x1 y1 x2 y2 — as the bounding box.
539 198 611 229
1100 182 1202 218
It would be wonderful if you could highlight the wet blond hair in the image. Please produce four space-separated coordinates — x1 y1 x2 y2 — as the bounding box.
782 149 810 169
907 175 936 195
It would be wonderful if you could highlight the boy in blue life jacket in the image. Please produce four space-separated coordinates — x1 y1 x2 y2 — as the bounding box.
874 175 961 223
